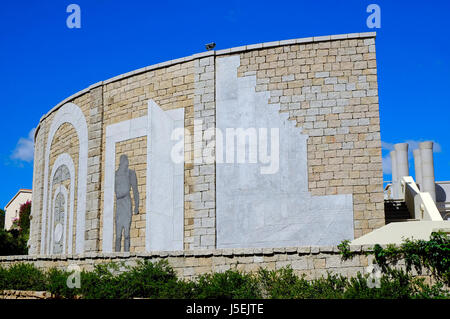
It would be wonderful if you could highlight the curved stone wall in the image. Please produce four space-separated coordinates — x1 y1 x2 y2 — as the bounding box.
30 32 384 255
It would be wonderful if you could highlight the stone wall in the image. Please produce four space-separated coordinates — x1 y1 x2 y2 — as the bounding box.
0 290 53 299
99 60 195 253
185 56 217 250
236 36 383 238
30 32 383 255
32 91 92 255
0 246 377 281
0 245 434 283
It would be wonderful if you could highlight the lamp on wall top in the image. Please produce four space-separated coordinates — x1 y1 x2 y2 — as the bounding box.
205 42 216 51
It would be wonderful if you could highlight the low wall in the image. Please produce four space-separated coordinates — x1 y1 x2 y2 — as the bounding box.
0 290 52 299
0 245 422 281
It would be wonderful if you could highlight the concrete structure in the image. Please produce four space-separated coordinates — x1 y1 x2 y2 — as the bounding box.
394 143 409 179
390 150 398 198
419 141 436 202
436 181 450 219
351 220 450 245
28 32 384 256
357 140 449 246
413 149 423 187
385 141 445 215
4 189 32 230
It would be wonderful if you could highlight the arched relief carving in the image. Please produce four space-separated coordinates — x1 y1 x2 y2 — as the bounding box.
48 154 75 254
40 103 88 255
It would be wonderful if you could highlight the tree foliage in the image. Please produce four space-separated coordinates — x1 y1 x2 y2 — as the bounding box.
0 201 31 256
0 260 448 299
0 209 5 230
338 232 450 286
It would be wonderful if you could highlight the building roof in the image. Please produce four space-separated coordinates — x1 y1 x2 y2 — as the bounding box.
4 189 32 209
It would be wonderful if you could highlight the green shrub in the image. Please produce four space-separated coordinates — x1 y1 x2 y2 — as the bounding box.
0 263 46 291
0 201 31 256
17 201 31 243
45 268 78 299
0 262 448 299
258 266 449 299
338 231 450 287
0 229 27 256
76 260 195 299
0 230 449 299
260 267 350 299
373 232 450 286
194 269 262 299
118 260 180 298
0 209 5 229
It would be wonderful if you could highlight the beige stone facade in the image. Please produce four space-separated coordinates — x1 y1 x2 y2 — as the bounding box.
30 32 384 255
236 37 383 238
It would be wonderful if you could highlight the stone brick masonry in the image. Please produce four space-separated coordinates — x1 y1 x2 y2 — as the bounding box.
30 32 384 255
237 36 384 238
0 290 53 299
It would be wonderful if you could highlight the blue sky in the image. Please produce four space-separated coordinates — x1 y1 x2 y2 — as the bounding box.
0 0 449 207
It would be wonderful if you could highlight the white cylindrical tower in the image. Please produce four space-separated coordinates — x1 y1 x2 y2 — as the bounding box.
390 150 398 198
390 150 398 183
413 148 423 188
394 143 409 179
420 141 436 202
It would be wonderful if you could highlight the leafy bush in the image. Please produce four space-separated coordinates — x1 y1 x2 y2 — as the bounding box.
259 267 347 299
338 231 450 286
0 233 448 299
259 266 448 299
18 201 31 240
194 270 262 299
0 263 46 291
0 209 5 229
46 268 78 299
0 261 448 299
0 201 31 256
76 260 195 299
0 228 27 256
373 232 450 286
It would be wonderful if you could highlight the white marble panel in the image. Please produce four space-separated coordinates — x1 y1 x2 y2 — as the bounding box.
102 100 184 252
41 103 88 254
147 101 185 251
216 55 354 248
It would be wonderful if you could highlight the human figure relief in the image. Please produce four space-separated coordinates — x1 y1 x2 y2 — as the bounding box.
114 154 139 252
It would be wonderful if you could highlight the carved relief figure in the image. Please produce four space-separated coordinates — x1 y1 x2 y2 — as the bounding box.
115 154 139 252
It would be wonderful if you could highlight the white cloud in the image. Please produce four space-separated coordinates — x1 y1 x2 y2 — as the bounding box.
381 141 395 152
382 154 392 175
11 128 35 163
404 139 442 153
381 139 442 154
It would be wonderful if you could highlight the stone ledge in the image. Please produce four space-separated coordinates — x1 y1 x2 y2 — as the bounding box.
0 244 380 262
0 290 52 299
